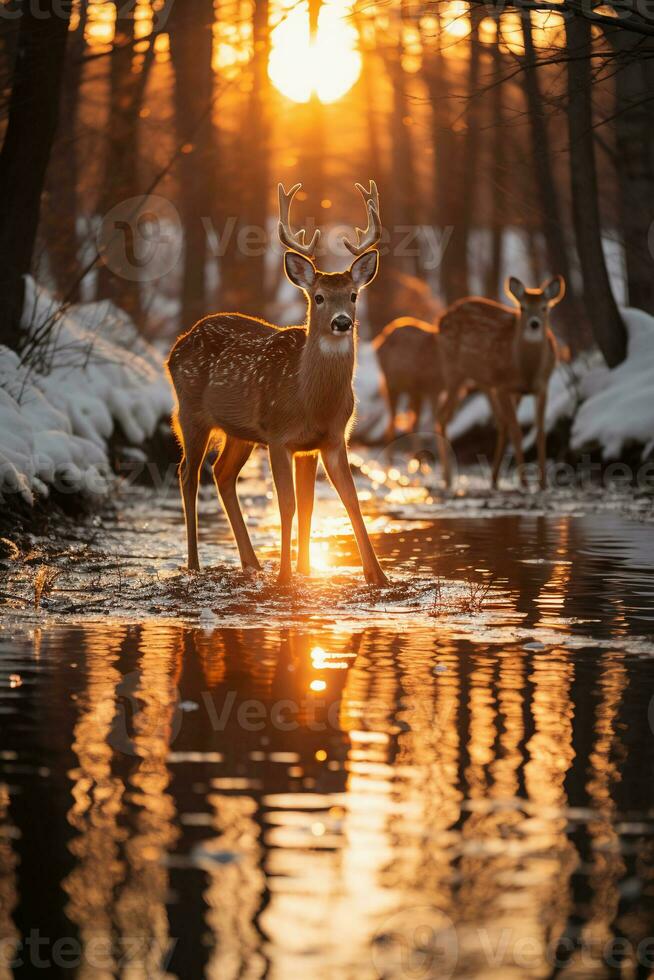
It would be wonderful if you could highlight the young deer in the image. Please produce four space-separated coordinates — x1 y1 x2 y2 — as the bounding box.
167 180 388 586
373 316 442 444
436 276 564 489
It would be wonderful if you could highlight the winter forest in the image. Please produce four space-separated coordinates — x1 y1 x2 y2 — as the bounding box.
2 1 654 978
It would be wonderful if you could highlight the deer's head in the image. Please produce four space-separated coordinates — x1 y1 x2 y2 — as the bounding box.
278 181 380 347
506 275 565 343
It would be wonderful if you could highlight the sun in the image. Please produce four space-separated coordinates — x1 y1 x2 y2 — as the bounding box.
268 0 362 104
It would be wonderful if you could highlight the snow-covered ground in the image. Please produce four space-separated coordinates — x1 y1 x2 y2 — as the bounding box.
0 278 172 504
571 309 654 459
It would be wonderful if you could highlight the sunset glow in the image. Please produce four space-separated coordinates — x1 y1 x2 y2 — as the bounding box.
268 0 361 103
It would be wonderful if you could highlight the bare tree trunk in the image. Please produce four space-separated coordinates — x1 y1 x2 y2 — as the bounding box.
247 0 272 310
169 0 216 327
566 14 627 367
440 8 483 301
422 18 458 303
522 13 588 351
297 0 325 220
486 29 505 298
96 3 158 321
386 49 418 276
359 40 390 337
610 33 654 314
41 1 88 301
0 0 72 351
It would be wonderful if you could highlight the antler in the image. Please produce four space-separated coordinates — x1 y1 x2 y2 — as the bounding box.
342 180 382 256
277 182 320 258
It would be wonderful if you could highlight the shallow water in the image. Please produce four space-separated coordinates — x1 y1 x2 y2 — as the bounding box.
2 462 654 978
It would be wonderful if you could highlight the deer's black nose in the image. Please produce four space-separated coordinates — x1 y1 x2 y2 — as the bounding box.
332 314 353 333
528 317 541 331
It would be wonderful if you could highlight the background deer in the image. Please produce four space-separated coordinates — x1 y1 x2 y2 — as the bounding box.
166 181 388 586
436 276 564 489
373 316 442 445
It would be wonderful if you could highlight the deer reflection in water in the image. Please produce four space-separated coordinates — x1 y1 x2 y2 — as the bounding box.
0 620 639 976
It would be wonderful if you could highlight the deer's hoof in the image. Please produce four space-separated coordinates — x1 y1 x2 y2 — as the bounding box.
243 560 261 574
365 568 390 588
276 569 293 586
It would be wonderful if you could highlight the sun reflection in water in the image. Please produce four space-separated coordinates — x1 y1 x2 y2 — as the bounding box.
310 539 332 572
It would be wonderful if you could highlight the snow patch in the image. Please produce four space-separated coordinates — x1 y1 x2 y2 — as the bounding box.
0 278 173 504
571 308 654 460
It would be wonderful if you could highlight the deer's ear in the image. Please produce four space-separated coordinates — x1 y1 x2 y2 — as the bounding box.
350 249 379 289
285 252 316 290
506 276 526 304
542 275 565 306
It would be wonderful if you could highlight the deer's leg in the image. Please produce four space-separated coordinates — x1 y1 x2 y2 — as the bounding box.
384 385 399 446
430 390 450 481
269 444 296 584
436 387 461 488
498 390 526 486
409 391 423 457
409 391 422 433
488 390 507 489
295 452 318 576
321 442 388 587
536 387 548 490
213 436 260 571
178 418 211 572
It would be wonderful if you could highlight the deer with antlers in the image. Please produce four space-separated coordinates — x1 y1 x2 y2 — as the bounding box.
435 275 565 489
166 180 388 586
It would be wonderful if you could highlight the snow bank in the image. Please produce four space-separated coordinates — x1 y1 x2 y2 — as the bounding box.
0 278 172 504
571 308 654 459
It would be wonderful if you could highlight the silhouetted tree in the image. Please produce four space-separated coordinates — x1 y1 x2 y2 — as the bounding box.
41 0 88 301
521 12 588 350
609 30 654 315
421 12 458 303
246 0 272 308
169 0 216 327
566 13 627 366
96 2 159 321
0 0 73 351
440 7 483 300
485 20 505 299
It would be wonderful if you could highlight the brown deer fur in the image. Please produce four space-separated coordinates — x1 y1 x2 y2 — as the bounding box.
436 275 564 489
373 316 442 443
166 182 388 586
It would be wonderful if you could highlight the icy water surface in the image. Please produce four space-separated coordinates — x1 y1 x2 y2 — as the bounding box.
2 461 654 978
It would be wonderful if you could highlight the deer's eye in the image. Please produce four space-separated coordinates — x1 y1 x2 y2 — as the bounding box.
315 294 324 305
351 292 357 303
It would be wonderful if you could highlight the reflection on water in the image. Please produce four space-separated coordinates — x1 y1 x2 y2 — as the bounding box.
2 512 654 978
